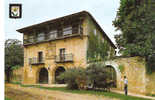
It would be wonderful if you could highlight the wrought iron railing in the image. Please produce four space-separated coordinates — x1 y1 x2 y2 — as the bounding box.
28 57 44 65
55 54 73 63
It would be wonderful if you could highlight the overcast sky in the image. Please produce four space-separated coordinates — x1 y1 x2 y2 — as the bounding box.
5 0 120 44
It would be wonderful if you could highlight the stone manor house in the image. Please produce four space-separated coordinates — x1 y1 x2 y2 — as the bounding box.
17 11 155 95
17 11 116 84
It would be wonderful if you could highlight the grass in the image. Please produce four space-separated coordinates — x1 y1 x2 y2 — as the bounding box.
146 94 155 97
8 82 151 100
152 94 155 97
10 81 21 85
20 84 151 100
5 97 12 100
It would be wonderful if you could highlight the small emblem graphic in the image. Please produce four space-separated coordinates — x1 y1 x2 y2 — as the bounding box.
9 4 22 18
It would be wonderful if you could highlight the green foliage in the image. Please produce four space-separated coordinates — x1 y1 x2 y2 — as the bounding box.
11 65 21 70
146 93 155 97
113 0 155 73
59 63 114 90
118 65 125 73
58 67 86 89
5 97 12 100
86 63 113 89
146 54 155 74
87 29 109 62
5 39 24 82
113 0 155 57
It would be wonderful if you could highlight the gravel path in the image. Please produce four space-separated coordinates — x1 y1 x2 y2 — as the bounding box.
5 84 118 100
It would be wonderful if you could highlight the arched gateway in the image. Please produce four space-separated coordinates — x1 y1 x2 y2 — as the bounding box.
106 65 117 87
55 67 65 84
38 68 48 84
105 61 121 88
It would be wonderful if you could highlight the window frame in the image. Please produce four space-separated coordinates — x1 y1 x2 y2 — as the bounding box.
63 26 72 36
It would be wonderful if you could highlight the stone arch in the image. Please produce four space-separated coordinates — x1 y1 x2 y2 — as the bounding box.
54 66 66 84
105 65 117 87
105 61 122 89
37 67 49 84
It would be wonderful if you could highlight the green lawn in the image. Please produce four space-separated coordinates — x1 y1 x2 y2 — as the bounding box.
20 84 151 100
5 97 12 100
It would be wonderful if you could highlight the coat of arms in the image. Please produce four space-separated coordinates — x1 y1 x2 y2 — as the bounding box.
9 4 22 18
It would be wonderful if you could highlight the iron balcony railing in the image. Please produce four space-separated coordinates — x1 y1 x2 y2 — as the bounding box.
55 54 73 63
29 57 45 65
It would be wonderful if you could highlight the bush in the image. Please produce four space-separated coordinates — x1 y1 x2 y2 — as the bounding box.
86 63 113 90
58 67 86 90
58 63 114 91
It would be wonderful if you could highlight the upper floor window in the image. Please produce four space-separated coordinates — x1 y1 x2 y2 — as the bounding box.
38 51 43 63
48 30 57 39
28 35 34 43
37 32 45 42
63 26 72 36
59 48 65 61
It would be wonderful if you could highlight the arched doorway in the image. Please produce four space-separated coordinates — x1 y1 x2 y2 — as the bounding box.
39 68 48 84
55 67 65 84
106 65 117 88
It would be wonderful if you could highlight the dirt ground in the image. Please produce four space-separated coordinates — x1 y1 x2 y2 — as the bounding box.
5 83 119 100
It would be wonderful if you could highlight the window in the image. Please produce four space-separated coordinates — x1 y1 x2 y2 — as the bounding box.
60 48 65 55
60 48 65 61
28 58 32 65
63 26 72 36
28 35 34 43
37 32 45 42
49 30 57 39
38 52 43 63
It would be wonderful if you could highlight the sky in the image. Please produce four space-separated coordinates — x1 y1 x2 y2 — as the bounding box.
5 0 120 44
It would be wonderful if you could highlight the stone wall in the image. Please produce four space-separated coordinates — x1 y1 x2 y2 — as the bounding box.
114 57 146 94
108 57 155 95
146 72 155 94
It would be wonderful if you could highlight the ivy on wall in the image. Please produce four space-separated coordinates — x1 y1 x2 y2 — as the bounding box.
87 29 110 62
118 64 125 73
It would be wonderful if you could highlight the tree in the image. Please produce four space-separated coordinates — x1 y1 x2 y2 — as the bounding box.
113 0 155 73
113 0 155 57
5 39 24 82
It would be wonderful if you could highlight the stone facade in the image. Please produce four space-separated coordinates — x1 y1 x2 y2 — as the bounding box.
17 11 116 85
17 11 155 95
